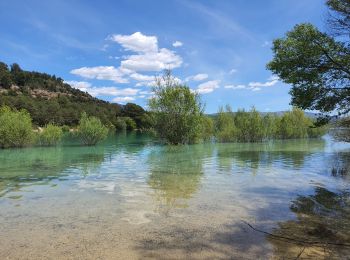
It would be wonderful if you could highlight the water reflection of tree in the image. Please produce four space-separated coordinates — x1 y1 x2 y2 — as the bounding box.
270 187 350 258
216 139 326 172
329 152 350 180
147 144 214 215
0 145 106 197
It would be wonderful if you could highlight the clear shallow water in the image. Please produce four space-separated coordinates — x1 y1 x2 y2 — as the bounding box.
0 133 349 259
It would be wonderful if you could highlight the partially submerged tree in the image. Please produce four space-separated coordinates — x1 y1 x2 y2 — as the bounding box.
215 105 237 142
0 106 34 148
38 123 63 146
148 70 204 144
77 112 108 145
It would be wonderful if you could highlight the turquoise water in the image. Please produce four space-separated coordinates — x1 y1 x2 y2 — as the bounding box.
0 133 349 259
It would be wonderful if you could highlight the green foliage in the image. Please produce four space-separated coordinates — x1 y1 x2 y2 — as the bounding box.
234 107 265 142
267 23 350 115
38 123 63 146
215 106 325 142
0 62 13 88
115 117 127 131
148 70 203 144
114 117 137 131
326 0 350 37
278 108 311 139
200 116 214 141
61 125 70 133
263 114 279 139
0 106 34 148
77 112 108 145
121 103 151 129
215 105 237 142
267 0 350 117
124 117 137 131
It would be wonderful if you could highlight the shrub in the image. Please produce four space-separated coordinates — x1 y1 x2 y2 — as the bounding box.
201 116 214 141
263 114 279 139
214 106 326 143
124 117 137 131
38 123 63 146
77 112 108 145
215 105 237 142
61 125 70 133
0 106 34 148
148 70 203 144
278 108 310 139
115 117 127 131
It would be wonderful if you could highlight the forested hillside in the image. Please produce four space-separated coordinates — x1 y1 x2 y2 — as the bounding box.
0 62 150 128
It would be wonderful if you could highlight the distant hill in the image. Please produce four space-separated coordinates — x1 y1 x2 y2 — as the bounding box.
0 62 147 128
208 111 321 119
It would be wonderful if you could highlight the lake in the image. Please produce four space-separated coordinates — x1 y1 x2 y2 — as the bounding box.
0 133 349 259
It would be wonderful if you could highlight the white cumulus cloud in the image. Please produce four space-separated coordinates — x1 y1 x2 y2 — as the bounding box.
196 80 220 94
185 73 208 82
65 80 139 97
109 32 158 53
121 48 182 72
172 41 183 47
248 75 279 88
224 84 246 90
129 73 154 81
71 32 182 87
70 66 130 83
65 80 92 91
112 96 136 103
88 87 139 97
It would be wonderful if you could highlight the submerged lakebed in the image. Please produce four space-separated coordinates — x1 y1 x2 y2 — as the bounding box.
0 133 349 259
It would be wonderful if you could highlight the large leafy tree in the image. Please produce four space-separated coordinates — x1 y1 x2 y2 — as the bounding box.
267 0 350 117
148 70 204 145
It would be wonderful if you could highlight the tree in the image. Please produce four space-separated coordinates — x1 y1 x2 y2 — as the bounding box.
201 116 214 141
38 123 63 146
77 112 108 145
10 63 27 86
327 0 350 37
121 103 147 129
148 70 204 144
278 108 311 139
215 105 237 142
0 106 34 148
0 62 13 88
267 23 350 116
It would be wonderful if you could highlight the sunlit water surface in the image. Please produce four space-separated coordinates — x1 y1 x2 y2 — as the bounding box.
0 133 349 259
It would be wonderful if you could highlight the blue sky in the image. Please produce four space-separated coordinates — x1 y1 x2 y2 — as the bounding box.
0 0 327 113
